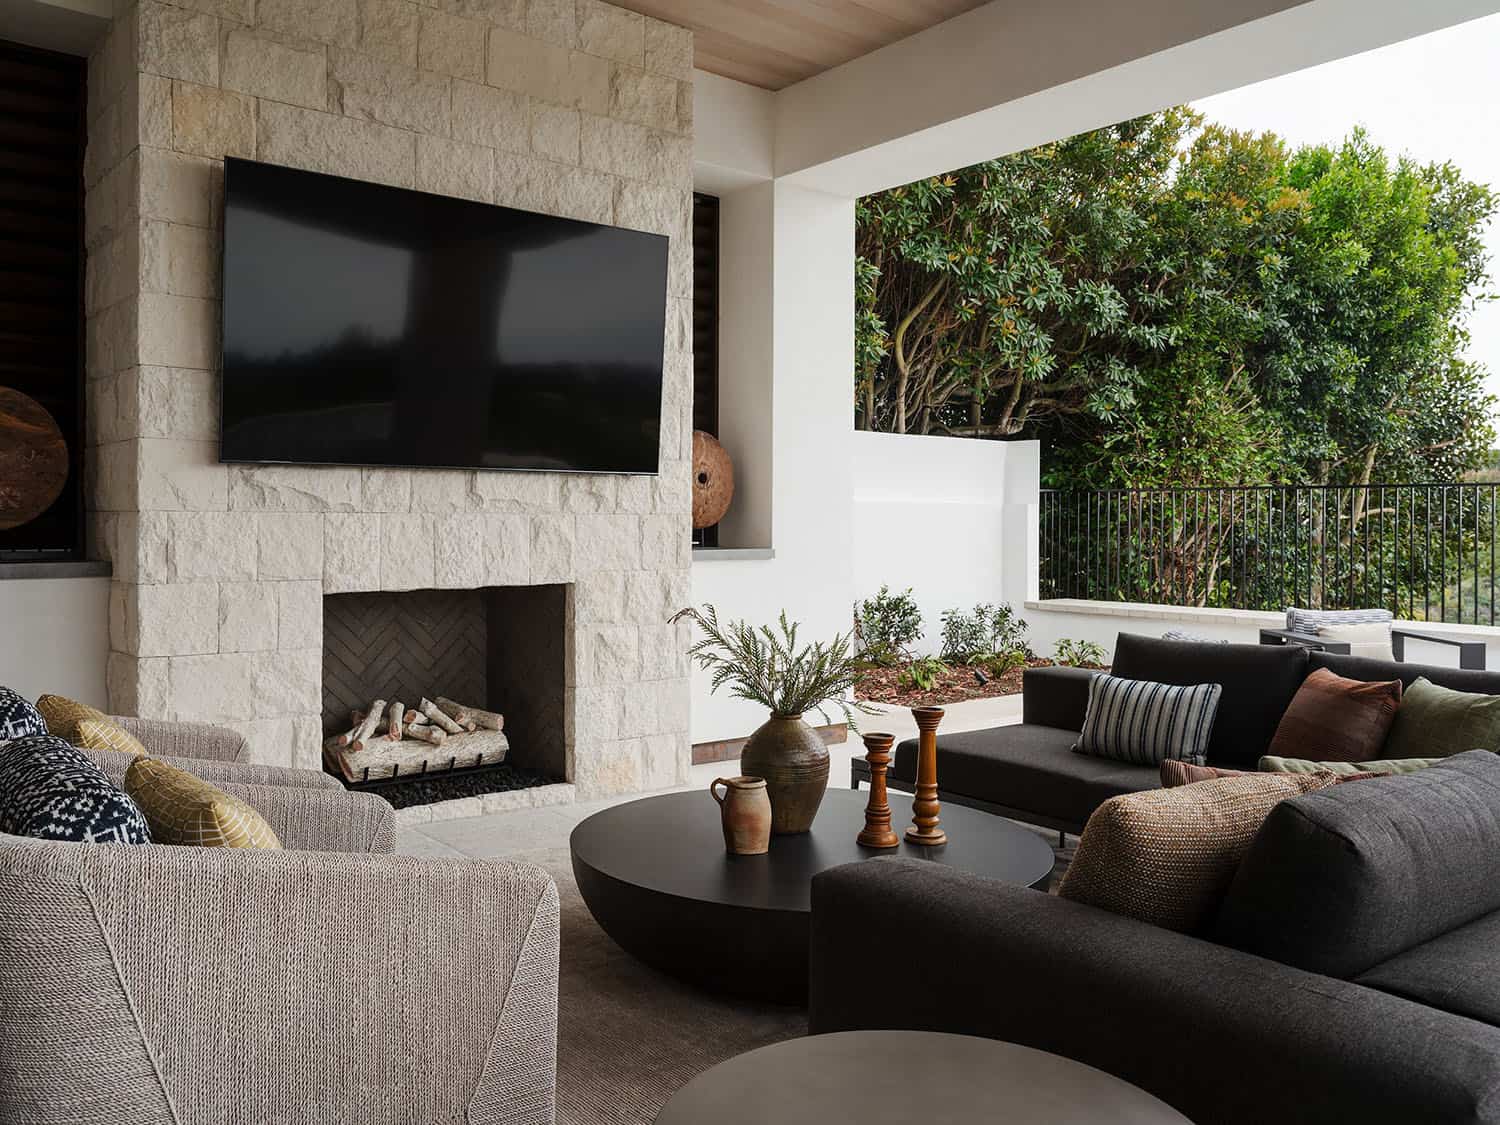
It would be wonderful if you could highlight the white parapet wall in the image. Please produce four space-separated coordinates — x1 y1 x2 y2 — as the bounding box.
0 576 110 707
852 432 1038 657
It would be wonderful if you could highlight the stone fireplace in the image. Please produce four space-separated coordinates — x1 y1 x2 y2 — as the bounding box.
81 0 696 804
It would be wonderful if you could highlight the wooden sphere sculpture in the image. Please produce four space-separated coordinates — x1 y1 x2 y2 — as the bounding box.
0 387 69 531
691 430 735 530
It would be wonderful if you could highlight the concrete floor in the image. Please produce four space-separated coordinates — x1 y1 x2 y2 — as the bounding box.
396 694 1024 858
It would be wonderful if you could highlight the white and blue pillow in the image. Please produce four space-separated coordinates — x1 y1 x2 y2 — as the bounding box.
1074 672 1223 766
0 734 151 844
0 686 46 743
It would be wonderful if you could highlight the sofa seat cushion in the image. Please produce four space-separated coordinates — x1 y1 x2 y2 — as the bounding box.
894 724 1158 828
1110 633 1309 767
1215 750 1500 979
1355 911 1500 1029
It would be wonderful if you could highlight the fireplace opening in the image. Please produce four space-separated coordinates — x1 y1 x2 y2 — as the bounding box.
321 584 569 807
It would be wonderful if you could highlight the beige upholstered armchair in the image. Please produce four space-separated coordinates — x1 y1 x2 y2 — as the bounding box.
0 717 560 1125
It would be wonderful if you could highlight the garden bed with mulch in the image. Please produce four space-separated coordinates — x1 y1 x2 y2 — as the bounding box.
856 657 1110 709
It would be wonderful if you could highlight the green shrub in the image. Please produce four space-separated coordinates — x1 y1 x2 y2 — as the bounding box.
855 585 924 666
939 603 1028 665
1054 638 1106 667
899 656 949 691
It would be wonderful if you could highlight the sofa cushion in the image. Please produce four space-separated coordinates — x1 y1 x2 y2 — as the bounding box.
1355 911 1500 1029
0 687 45 742
1315 621 1395 661
1073 673 1221 766
1111 633 1309 767
124 756 281 849
893 724 1157 829
1259 754 1441 776
1059 772 1338 934
1215 750 1500 979
1159 759 1248 786
0 733 151 843
1310 650 1500 696
1264 667 1402 763
1383 676 1500 760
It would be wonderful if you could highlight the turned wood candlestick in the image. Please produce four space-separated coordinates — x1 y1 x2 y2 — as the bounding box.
905 706 947 847
856 732 900 848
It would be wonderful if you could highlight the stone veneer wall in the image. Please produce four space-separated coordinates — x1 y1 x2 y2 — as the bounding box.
82 0 694 797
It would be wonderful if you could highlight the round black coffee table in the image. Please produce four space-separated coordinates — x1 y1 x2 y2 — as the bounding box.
654 1031 1193 1123
570 788 1054 1003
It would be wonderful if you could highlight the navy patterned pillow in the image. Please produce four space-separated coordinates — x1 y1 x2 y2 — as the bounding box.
0 687 46 742
0 734 151 844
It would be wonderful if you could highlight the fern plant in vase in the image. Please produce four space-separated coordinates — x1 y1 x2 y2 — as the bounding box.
672 604 875 834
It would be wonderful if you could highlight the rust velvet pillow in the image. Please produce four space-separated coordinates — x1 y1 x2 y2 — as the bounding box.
1265 667 1402 763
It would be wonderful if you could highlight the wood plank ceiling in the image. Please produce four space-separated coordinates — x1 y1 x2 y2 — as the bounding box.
614 0 991 90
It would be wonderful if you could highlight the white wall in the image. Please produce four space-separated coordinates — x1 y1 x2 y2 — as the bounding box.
0 578 110 708
852 432 1037 655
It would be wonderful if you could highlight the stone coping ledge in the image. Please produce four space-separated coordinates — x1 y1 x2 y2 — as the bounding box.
0 560 112 581
394 781 577 826
692 547 775 562
1026 598 1500 639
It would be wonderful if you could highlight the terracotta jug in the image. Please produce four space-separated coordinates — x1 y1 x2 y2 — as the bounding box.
710 775 772 855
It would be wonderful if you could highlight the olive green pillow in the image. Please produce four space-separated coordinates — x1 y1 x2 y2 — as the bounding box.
1383 677 1500 760
1259 755 1440 776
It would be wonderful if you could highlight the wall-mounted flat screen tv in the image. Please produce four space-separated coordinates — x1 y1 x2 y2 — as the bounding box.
220 158 668 475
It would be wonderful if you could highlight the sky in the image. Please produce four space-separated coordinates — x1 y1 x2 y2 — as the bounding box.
1194 11 1500 416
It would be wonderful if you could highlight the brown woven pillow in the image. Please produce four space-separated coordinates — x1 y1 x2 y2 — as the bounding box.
1159 759 1249 787
1265 667 1402 763
1059 772 1339 933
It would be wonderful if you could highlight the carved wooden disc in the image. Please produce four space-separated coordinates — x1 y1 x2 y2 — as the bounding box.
692 430 735 530
0 387 68 531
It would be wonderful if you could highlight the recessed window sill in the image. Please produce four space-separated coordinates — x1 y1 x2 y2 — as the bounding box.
0 560 112 581
692 547 775 562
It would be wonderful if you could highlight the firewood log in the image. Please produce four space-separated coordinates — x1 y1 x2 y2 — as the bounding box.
403 720 446 745
419 697 464 734
385 701 406 742
437 697 503 731
351 700 384 749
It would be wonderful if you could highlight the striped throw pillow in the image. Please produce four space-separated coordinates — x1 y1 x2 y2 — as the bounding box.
1074 673 1222 766
1285 607 1392 634
124 757 281 850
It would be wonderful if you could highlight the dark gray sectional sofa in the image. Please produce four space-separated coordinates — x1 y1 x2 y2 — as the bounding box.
873 631 1500 834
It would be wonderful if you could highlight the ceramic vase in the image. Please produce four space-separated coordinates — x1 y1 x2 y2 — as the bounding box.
739 712 829 834
710 775 772 855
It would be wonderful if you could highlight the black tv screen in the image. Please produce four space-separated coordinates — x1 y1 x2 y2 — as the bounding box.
220 158 668 474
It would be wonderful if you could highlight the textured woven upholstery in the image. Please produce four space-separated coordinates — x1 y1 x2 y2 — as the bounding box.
86 746 344 792
110 716 250 762
0 837 559 1124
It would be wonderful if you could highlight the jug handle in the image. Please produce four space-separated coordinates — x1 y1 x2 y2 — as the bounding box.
710 777 731 805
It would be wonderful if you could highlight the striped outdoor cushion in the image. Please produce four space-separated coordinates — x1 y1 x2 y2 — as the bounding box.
1285 607 1392 634
1073 672 1223 766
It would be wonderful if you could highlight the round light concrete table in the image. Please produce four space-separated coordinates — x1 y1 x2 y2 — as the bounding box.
654 1031 1194 1124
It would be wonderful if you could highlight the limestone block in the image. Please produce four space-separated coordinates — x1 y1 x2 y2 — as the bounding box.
108 582 131 654
434 514 485 587
276 580 324 650
223 716 295 766
107 651 170 717
624 569 679 623
166 0 255 20
525 0 575 47
530 102 580 164
85 295 139 381
324 511 382 591
91 514 141 583
361 468 412 511
83 100 121 191
381 513 436 589
665 295 693 355
409 468 474 512
675 79 692 136
222 29 329 111
575 513 641 572
87 7 136 120
84 230 137 316
579 115 690 184
481 514 531 584
172 81 255 160
251 648 322 716
138 291 218 369
612 474 653 516
637 622 685 679
560 474 616 513
358 0 420 66
258 512 325 579
576 0 642 66
619 675 688 739
652 458 691 515
140 220 218 298
229 463 363 510
588 624 639 685
451 80 527 152
574 736 641 799
574 570 625 624
331 49 449 135
139 148 221 231
485 29 608 115
137 438 227 511
84 159 124 250
169 512 259 580
257 0 358 49
219 581 280 652
417 10 485 81
609 65 679 134
415 135 493 202
437 0 523 29
612 181 688 238
641 513 688 571
472 468 561 511
135 366 219 441
136 511 177 583
169 652 257 721
89 440 138 513
138 2 219 86
530 517 575 582
572 684 622 743
423 796 485 821
257 100 416 188
86 373 121 447
493 150 613 225
640 731 686 790
643 16 692 79
290 714 324 769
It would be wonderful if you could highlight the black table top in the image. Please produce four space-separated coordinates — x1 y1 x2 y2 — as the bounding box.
654 1031 1193 1123
570 788 1055 914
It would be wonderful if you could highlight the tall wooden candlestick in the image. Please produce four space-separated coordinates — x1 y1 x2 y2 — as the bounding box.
905 706 947 846
857 732 900 848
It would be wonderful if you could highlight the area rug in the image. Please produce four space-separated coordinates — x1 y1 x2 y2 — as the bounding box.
516 829 1075 1124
